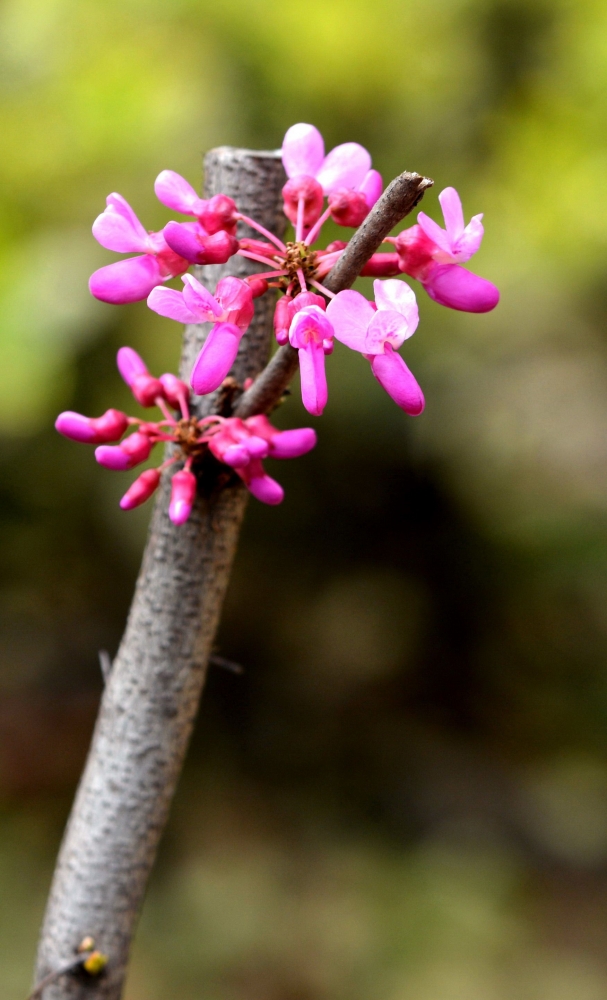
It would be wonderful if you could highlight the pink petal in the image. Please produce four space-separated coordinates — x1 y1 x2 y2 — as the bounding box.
96 432 152 470
244 462 285 505
55 411 97 443
116 346 147 387
423 263 500 313
222 444 251 467
373 279 419 337
298 341 328 416
95 445 131 471
90 409 129 443
365 309 413 354
316 143 372 194
154 170 206 216
360 253 401 277
89 255 164 304
182 273 223 319
169 469 197 525
452 214 484 262
120 468 161 510
359 169 383 208
416 212 453 257
269 428 317 459
159 373 189 410
245 435 270 459
438 187 465 240
282 176 324 227
282 123 325 179
288 305 334 350
92 193 151 253
190 322 242 395
215 276 254 332
369 345 425 415
147 286 200 324
326 289 376 352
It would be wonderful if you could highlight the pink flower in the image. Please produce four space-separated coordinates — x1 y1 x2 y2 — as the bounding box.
288 304 335 416
281 123 381 231
96 431 153 471
117 347 165 407
89 193 189 304
154 171 239 234
148 274 255 396
162 222 239 266
395 187 499 313
120 468 161 510
55 408 128 444
169 469 197 525
207 415 317 505
273 291 327 346
327 279 424 415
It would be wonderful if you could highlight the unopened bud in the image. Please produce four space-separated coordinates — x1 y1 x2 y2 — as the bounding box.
120 468 161 510
328 189 369 228
200 194 239 235
168 468 197 525
282 176 324 228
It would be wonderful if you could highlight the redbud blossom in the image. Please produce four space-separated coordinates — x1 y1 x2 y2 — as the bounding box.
288 306 335 416
120 469 161 510
117 347 164 407
327 279 424 415
55 409 128 444
169 469 197 525
96 431 153 471
89 193 189 304
395 187 499 313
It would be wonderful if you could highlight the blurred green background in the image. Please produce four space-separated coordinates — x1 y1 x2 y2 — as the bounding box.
2 0 607 996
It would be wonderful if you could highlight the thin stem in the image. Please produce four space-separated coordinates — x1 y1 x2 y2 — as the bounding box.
237 214 287 252
296 267 307 292
304 205 332 247
247 268 289 280
154 397 177 424
237 249 282 269
295 196 305 243
178 394 190 421
310 279 336 299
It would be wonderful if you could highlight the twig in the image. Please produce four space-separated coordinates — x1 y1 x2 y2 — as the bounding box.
98 650 112 685
234 170 433 419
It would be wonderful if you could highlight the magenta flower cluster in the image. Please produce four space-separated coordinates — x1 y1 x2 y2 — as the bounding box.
58 123 499 524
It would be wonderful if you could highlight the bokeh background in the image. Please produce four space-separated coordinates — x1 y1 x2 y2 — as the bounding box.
2 0 607 996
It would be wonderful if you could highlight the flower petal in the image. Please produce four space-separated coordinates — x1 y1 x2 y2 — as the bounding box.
326 289 376 352
282 123 325 179
116 346 148 386
215 276 254 331
298 341 328 416
154 170 206 216
452 214 484 262
438 187 465 240
269 428 317 459
369 345 425 415
92 194 151 253
289 305 334 350
147 286 200 324
316 143 371 194
190 322 242 395
416 212 454 257
365 309 413 353
89 255 164 304
373 279 419 337
182 273 223 318
423 263 499 313
359 169 383 208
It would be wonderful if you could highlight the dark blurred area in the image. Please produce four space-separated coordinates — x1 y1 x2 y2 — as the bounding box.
3 1 607 997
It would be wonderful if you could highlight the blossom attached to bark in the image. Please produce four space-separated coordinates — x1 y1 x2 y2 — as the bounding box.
394 187 499 313
206 414 317 504
148 274 254 395
89 194 190 304
281 123 382 236
154 170 240 265
327 279 424 415
288 300 335 416
56 347 316 521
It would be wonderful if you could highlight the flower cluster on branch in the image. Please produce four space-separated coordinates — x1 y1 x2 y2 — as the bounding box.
57 123 499 523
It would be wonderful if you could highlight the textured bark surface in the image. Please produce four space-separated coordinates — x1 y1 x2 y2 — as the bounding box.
235 169 433 419
34 148 286 1000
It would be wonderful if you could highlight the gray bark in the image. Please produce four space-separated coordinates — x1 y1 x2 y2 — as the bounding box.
34 148 286 1000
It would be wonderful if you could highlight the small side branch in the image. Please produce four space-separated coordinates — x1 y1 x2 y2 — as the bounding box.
235 170 433 419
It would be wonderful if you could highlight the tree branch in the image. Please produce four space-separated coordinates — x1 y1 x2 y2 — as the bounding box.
234 170 433 419
34 148 286 1000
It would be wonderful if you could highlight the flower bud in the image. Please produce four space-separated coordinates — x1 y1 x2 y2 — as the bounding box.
120 468 161 510
163 222 239 265
423 263 500 313
274 296 293 345
55 408 128 444
328 189 369 228
199 194 239 235
360 253 401 277
169 469 197 525
248 277 269 298
282 176 324 227
159 373 190 410
95 431 152 470
269 427 317 459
